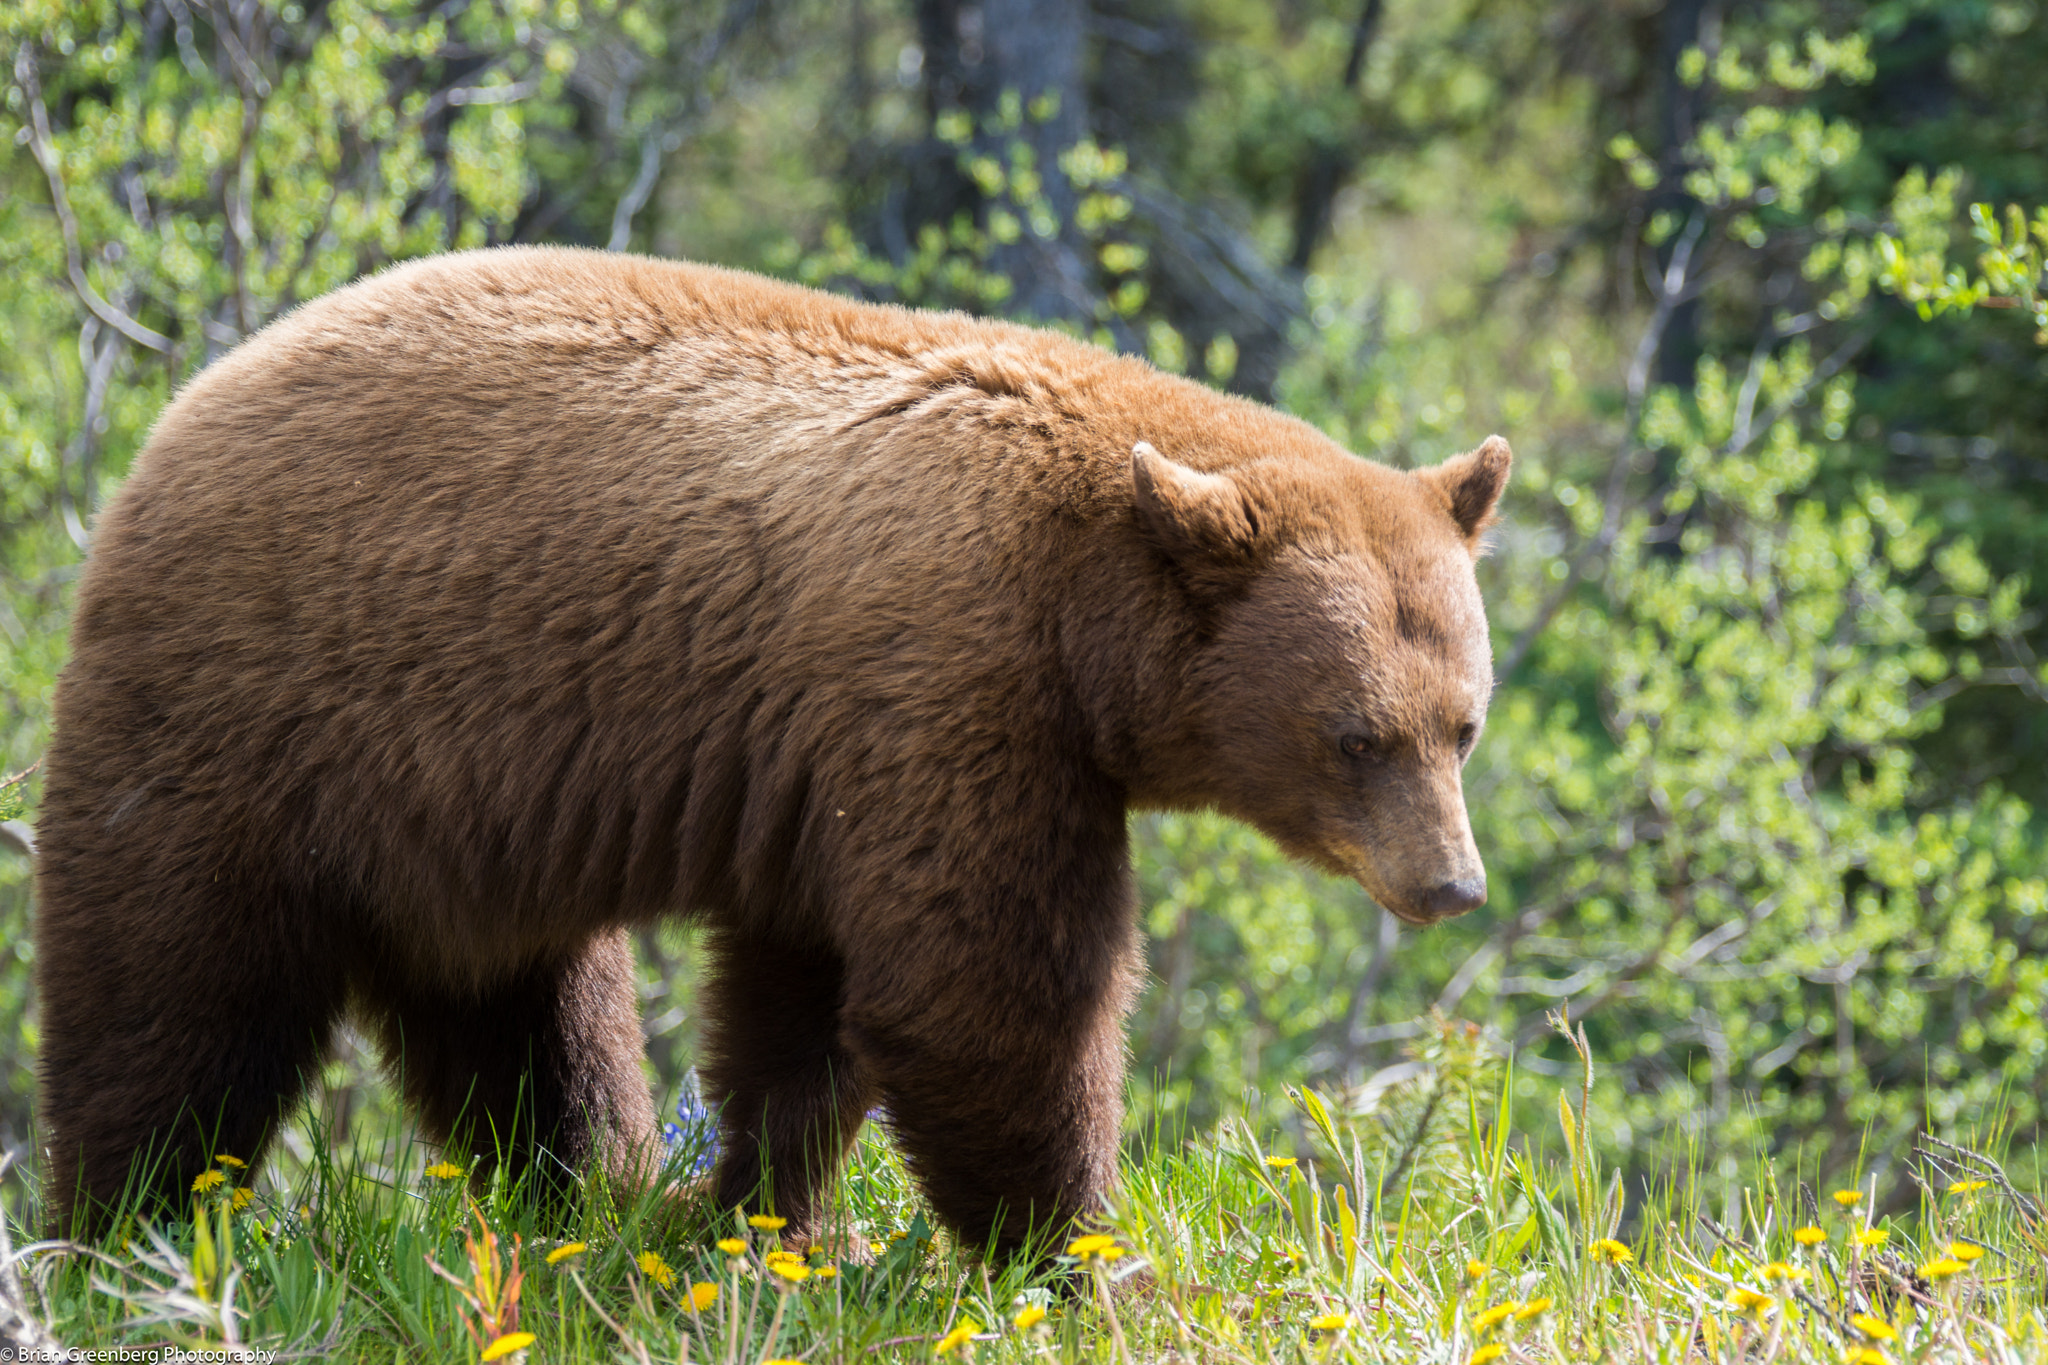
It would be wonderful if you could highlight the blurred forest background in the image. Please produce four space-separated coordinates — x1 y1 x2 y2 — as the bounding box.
1 0 2045 1213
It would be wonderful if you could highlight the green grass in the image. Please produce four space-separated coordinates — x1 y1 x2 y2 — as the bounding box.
6 1032 2043 1364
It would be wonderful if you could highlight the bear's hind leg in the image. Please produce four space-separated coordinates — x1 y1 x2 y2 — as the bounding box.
366 928 660 1205
700 931 873 1248
36 868 346 1237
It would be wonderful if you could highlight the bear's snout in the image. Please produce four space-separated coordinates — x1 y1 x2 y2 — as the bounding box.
1418 875 1487 921
1332 767 1490 927
1372 870 1486 927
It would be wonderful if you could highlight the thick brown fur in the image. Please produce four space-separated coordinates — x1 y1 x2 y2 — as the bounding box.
34 247 1508 1251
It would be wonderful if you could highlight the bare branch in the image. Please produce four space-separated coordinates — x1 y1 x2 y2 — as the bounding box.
211 0 271 337
1916 1133 2046 1228
1729 330 1775 453
198 0 272 96
1497 296 1874 687
1542 911 1685 1039
158 0 212 79
0 1156 69 1355
1910 666 2048 713
1433 939 1502 1016
14 45 174 353
1496 216 1704 684
416 75 541 122
58 314 127 551
607 132 666 252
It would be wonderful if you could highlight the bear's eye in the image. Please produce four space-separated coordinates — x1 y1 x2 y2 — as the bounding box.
1456 722 1478 754
1339 733 1377 759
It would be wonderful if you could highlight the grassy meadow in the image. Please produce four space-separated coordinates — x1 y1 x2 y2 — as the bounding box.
5 1016 2044 1364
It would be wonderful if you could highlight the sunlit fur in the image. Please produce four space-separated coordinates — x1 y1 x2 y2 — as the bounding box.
34 247 1507 1250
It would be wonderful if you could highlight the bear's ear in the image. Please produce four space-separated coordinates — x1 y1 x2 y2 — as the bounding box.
1131 442 1263 571
1421 435 1512 549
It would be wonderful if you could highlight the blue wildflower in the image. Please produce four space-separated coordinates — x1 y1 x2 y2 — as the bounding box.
662 1069 721 1176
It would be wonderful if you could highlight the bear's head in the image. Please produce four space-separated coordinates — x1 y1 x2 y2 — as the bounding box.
1132 435 1510 927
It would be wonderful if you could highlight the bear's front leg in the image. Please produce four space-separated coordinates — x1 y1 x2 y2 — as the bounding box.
839 892 1140 1260
699 930 875 1248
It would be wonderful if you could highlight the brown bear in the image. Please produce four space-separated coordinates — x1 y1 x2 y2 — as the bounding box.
34 247 1507 1251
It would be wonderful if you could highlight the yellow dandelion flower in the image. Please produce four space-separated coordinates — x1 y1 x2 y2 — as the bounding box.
1466 1346 1504 1365
1850 1313 1898 1342
547 1242 587 1265
1066 1234 1120 1260
870 1240 888 1255
748 1214 787 1230
1761 1261 1806 1282
1472 1303 1516 1332
425 1161 465 1180
1918 1257 1967 1280
935 1318 981 1354
1309 1313 1348 1332
192 1170 225 1194
213 1154 246 1169
1948 1241 1985 1262
1949 1179 1989 1195
1515 1297 1553 1320
1728 1287 1775 1317
767 1260 810 1284
1466 1259 1489 1279
636 1251 675 1288
1832 1189 1864 1209
1843 1349 1888 1365
890 1229 910 1241
479 1332 535 1361
1793 1226 1827 1245
229 1188 255 1213
1589 1238 1632 1265
1852 1227 1889 1249
688 1282 718 1311
1013 1305 1047 1330
763 1250 804 1267
815 1264 839 1279
1265 1155 1298 1170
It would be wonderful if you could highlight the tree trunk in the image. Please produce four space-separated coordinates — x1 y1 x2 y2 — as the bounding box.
916 0 1098 326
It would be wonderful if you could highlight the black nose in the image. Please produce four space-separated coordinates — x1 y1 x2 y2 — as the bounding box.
1422 877 1487 918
